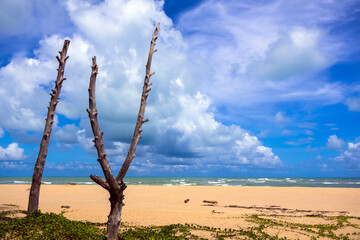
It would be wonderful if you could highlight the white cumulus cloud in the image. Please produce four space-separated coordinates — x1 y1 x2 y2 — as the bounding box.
0 0 288 172
0 143 25 161
334 138 360 169
255 27 328 80
345 97 360 112
176 0 355 113
275 112 290 123
326 135 345 150
54 124 80 144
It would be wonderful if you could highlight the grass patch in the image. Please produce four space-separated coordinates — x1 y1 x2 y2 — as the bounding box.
2 204 19 207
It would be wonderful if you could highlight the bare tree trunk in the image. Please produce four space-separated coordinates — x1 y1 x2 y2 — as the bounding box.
87 23 159 240
106 186 126 240
28 40 70 214
107 199 122 240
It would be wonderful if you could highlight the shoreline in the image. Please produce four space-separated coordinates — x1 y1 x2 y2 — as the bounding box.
1 176 360 188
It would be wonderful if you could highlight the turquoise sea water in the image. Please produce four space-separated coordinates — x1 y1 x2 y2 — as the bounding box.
0 177 360 188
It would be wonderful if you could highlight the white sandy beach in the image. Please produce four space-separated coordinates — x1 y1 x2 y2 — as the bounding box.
1 184 359 229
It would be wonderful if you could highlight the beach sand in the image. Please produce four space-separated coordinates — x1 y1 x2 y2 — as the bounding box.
1 185 360 238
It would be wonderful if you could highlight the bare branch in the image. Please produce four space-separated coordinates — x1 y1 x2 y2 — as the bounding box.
90 174 110 191
28 39 70 214
87 56 119 192
116 22 160 181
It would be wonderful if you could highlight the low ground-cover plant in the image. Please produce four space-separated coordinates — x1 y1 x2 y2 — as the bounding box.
0 210 105 239
1 210 359 239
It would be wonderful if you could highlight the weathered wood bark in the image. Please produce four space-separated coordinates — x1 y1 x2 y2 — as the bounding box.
87 23 159 240
28 40 70 214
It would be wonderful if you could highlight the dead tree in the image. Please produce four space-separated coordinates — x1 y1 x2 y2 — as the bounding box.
28 40 70 214
87 23 159 240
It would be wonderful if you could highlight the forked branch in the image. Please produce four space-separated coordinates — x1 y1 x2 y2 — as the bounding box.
87 22 160 240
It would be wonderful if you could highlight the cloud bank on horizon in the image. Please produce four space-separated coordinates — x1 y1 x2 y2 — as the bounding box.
0 0 359 177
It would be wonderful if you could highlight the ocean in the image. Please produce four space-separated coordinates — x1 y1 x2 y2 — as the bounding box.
0 177 360 188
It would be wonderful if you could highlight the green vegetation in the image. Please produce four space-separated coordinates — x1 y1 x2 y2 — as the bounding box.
0 210 105 239
245 214 360 239
2 204 19 207
119 224 207 239
1 210 359 239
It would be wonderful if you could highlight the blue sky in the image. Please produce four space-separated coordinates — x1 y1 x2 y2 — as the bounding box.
0 0 359 177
